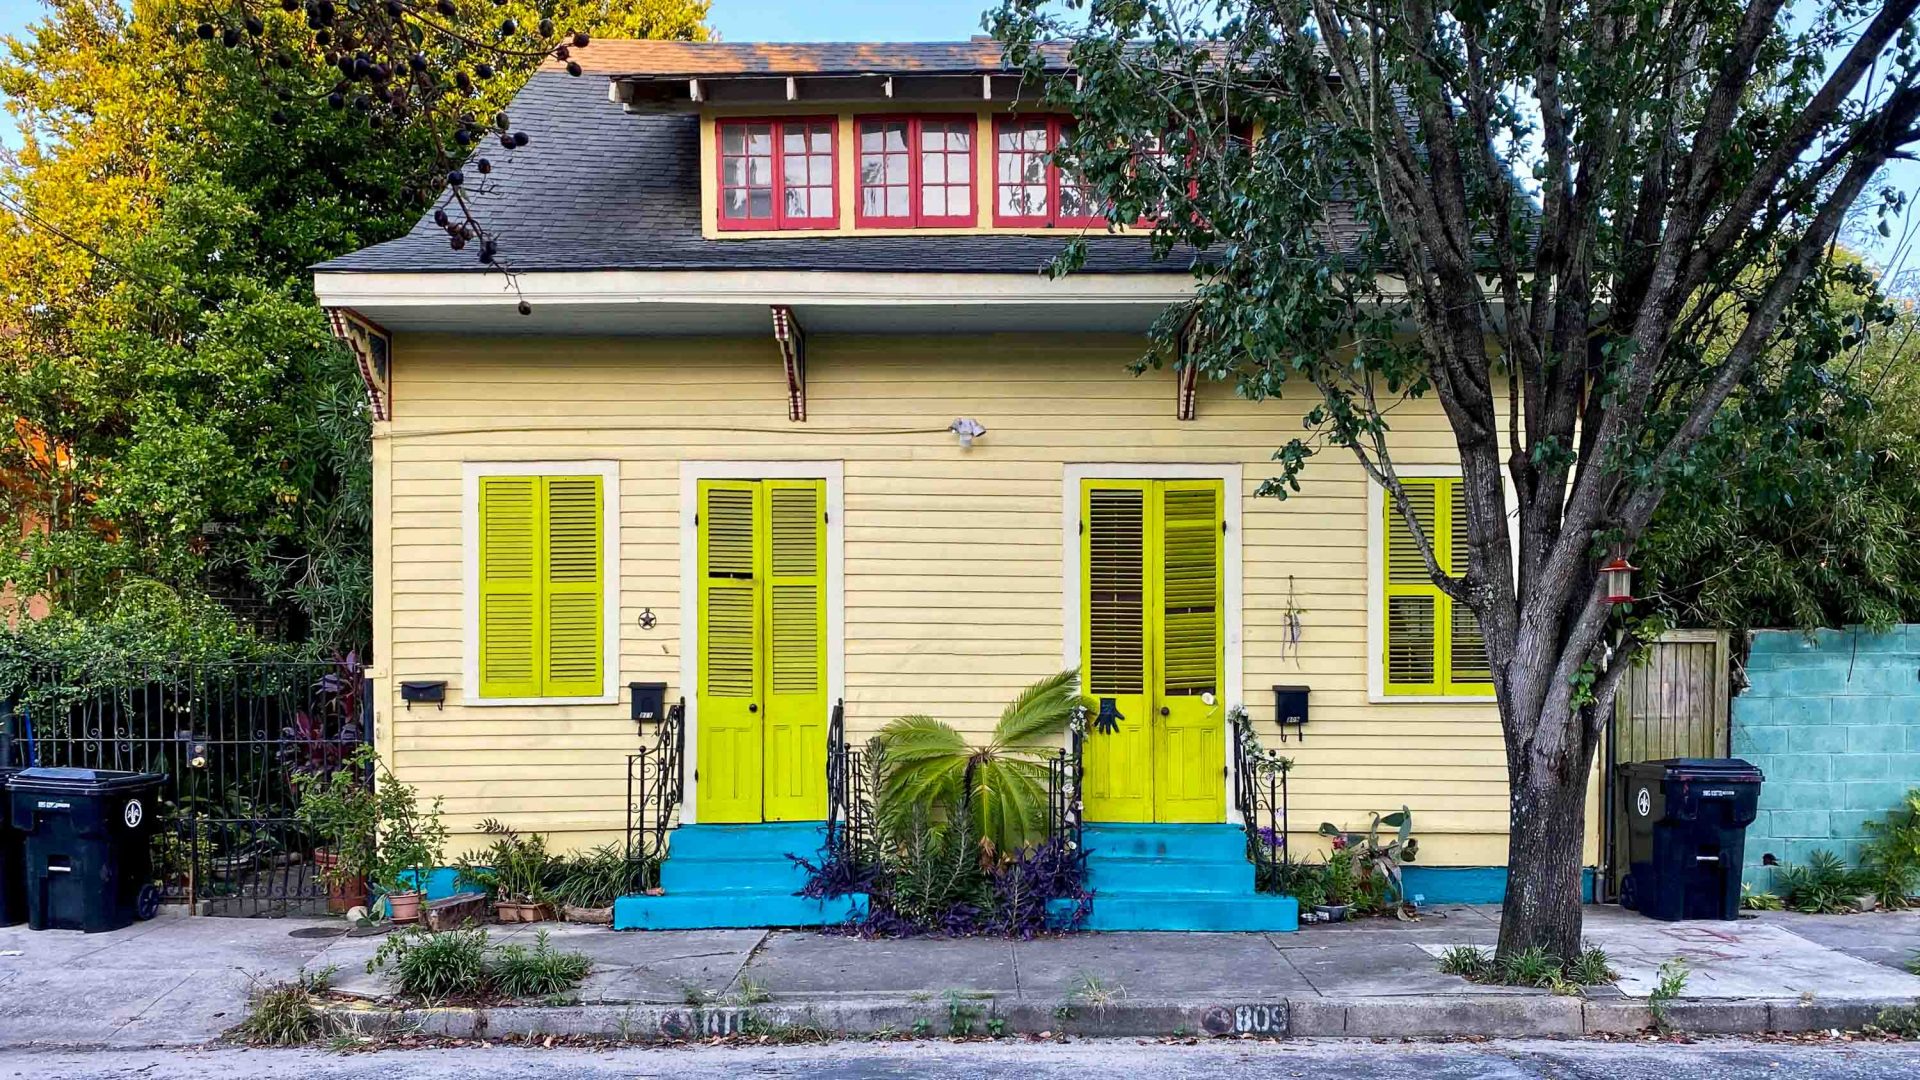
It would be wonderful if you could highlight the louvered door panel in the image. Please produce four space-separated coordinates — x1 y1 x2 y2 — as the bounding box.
541 476 602 697
1082 481 1152 823
697 480 763 822
1153 480 1225 823
478 477 542 698
763 480 827 821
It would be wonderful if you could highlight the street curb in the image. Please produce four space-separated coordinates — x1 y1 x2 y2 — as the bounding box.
318 993 1918 1042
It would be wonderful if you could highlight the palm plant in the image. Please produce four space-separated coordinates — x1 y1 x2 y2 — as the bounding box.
874 669 1081 862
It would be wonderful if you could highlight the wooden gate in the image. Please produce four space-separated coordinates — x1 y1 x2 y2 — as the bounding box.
1604 629 1731 896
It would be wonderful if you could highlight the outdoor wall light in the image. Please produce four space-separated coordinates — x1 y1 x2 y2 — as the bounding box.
949 417 986 450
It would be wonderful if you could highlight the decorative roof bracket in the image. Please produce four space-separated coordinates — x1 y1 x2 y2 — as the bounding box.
326 307 393 422
772 304 807 422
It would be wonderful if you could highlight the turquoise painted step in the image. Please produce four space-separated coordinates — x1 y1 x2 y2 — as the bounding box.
1086 857 1254 895
1050 893 1299 932
661 855 815 895
1081 823 1249 862
615 891 868 931
664 822 835 862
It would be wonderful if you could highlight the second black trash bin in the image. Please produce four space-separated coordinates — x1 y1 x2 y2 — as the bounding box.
0 765 24 926
8 767 165 933
1618 757 1765 921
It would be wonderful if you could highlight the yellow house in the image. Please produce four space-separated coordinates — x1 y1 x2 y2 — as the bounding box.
313 40 1596 930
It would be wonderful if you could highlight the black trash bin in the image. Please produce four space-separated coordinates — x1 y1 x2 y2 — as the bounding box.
1618 757 1764 921
8 767 165 932
0 766 24 926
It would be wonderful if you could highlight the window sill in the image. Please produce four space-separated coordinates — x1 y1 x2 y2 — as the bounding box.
1369 692 1498 705
461 693 620 708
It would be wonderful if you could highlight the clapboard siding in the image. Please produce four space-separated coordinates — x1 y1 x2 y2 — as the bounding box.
372 330 1586 868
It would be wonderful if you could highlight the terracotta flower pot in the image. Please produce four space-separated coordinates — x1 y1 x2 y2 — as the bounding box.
387 889 425 924
495 900 549 923
313 849 366 915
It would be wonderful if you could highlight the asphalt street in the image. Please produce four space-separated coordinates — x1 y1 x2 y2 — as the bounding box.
4 1039 1919 1079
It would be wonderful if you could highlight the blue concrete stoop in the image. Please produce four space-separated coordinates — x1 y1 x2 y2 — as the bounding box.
1046 823 1299 932
613 822 869 931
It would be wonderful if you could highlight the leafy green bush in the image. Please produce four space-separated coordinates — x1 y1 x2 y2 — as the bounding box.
880 812 991 930
551 842 654 909
1867 1001 1920 1039
1741 884 1786 911
1438 945 1494 980
370 926 490 1000
1435 943 1616 989
1861 788 1920 909
488 930 594 999
1778 849 1872 913
368 926 592 1002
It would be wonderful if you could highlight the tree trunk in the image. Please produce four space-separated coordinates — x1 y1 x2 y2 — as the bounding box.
1496 718 1594 961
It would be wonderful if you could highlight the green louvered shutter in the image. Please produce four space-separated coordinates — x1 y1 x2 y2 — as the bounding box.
1383 480 1442 695
1446 481 1494 689
541 475 603 697
478 477 542 698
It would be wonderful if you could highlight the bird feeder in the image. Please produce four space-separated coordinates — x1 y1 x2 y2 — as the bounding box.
1600 551 1637 605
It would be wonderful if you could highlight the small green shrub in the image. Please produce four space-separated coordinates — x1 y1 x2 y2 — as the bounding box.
551 842 654 908
1867 1001 1920 1039
232 967 335 1046
369 926 490 1000
1778 849 1871 913
1651 957 1690 1032
1861 788 1920 910
881 813 991 928
1568 946 1618 986
488 930 594 999
453 819 561 905
1498 945 1563 988
1740 884 1785 911
1437 945 1494 980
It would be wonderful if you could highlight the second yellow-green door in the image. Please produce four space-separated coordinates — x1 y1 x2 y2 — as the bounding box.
696 479 829 823
1081 479 1226 823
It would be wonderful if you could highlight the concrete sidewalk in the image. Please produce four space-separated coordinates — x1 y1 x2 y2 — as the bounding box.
3 904 1918 1047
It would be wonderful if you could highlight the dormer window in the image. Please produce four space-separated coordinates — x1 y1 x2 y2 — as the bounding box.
717 117 838 230
855 115 977 228
993 116 1103 229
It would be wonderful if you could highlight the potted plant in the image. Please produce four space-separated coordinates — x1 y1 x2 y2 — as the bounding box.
364 756 448 925
454 819 559 922
293 747 380 914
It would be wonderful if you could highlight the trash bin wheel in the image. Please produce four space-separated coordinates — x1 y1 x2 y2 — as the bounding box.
1618 873 1637 912
135 884 161 921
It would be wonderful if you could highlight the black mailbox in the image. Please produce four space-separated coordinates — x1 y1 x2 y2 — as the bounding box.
400 681 446 709
1273 685 1309 728
630 682 669 723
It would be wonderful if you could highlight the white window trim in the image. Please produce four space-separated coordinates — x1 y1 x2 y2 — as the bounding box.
1061 463 1245 825
678 461 846 825
1365 466 1511 704
462 460 622 707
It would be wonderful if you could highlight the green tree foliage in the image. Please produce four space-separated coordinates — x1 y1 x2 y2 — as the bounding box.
0 0 708 651
990 0 1920 960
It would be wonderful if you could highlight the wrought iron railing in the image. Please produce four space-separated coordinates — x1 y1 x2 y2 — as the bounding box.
1232 707 1293 890
825 699 875 873
625 696 684 881
0 657 373 916
1046 720 1086 870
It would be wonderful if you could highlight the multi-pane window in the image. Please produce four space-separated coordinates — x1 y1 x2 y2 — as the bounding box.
717 118 837 230
1381 477 1494 696
993 116 1105 228
855 116 976 227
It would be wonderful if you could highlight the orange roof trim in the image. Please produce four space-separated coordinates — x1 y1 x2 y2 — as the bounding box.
542 39 1075 78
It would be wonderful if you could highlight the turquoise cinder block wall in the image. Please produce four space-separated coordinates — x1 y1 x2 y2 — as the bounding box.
1732 626 1920 891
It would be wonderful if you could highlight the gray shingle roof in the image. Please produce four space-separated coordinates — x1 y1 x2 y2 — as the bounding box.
315 71 1194 276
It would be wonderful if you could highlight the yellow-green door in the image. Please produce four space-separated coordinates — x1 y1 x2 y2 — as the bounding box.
1081 479 1225 823
696 479 829 823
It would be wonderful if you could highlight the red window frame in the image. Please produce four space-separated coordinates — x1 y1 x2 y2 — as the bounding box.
853 114 977 229
715 116 840 231
992 115 1108 229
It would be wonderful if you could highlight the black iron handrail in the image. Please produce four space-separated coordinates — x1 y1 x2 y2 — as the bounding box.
626 696 684 878
1046 718 1085 873
1232 707 1292 887
824 698 874 872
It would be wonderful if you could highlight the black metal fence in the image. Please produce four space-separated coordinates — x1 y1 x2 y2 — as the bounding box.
1046 722 1086 877
825 699 875 872
1232 710 1293 890
1 659 371 917
625 697 684 876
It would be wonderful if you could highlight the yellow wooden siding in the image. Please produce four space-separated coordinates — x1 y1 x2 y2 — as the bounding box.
375 331 1595 866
